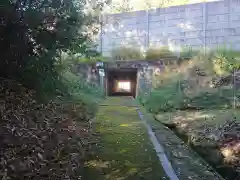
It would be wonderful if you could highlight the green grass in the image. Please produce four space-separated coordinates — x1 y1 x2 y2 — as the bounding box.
141 77 238 113
101 96 139 106
83 97 168 180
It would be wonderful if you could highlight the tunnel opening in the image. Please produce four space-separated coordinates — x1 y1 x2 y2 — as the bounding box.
106 68 138 98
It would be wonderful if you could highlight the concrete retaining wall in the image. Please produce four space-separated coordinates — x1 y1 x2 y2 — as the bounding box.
98 0 240 56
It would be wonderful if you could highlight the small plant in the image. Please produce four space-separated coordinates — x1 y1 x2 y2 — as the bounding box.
180 46 199 58
111 46 144 60
78 56 107 63
212 48 240 76
145 46 175 60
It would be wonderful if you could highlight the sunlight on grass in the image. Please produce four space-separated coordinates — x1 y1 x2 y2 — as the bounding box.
119 149 128 153
85 160 110 169
83 97 168 180
120 123 130 127
156 109 240 127
172 112 212 122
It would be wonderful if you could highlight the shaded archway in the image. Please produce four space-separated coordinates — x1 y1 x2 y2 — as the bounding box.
106 68 138 97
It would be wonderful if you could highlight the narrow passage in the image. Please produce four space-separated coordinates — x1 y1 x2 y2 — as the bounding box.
83 97 169 180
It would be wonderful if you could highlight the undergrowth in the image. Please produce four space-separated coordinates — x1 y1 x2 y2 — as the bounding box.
0 0 105 179
140 48 240 179
140 48 240 113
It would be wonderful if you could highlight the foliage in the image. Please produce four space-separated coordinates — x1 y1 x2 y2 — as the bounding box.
78 56 108 63
0 1 106 179
155 109 240 180
106 0 207 13
145 46 176 60
111 46 144 60
62 71 104 101
212 48 240 76
179 46 199 58
0 0 105 95
142 47 240 179
140 48 240 113
142 82 235 114
0 79 92 179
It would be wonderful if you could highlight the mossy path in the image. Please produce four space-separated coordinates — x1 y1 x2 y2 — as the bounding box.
83 97 168 180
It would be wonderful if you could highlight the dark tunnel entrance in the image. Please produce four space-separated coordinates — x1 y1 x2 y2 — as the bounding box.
106 68 138 98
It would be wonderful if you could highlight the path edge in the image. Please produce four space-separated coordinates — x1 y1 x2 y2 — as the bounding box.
136 108 179 180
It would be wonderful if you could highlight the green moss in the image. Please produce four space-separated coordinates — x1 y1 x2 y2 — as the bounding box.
83 97 168 180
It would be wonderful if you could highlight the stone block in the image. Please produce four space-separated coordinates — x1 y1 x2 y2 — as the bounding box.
149 15 165 22
185 38 203 46
208 14 228 23
185 3 202 12
207 1 229 15
149 28 166 36
185 31 201 38
232 42 240 50
165 6 180 13
229 27 240 35
229 35 240 41
149 41 166 47
185 9 203 18
205 29 228 37
231 1 240 13
206 22 228 30
149 21 165 29
148 7 167 16
230 20 240 28
165 12 186 20
206 37 217 45
230 13 240 21
167 19 182 27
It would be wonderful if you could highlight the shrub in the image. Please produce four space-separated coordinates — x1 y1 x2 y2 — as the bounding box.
212 48 240 76
111 46 144 60
0 0 101 96
180 46 199 58
141 48 240 113
145 46 175 60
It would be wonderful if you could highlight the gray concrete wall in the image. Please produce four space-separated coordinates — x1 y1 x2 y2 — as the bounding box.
98 0 240 57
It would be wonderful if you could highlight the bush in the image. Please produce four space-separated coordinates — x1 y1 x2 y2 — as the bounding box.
111 46 144 60
141 84 235 114
0 0 101 96
141 48 240 113
0 1 106 179
180 46 199 58
212 48 240 76
145 46 175 60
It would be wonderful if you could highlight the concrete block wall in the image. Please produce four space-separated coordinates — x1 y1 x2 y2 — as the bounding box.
98 0 240 57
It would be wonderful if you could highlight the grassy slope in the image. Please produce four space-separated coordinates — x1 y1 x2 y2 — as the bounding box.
83 97 168 180
137 106 224 180
140 52 240 179
154 109 240 180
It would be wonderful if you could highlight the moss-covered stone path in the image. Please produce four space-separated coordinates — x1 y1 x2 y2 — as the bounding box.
83 97 169 180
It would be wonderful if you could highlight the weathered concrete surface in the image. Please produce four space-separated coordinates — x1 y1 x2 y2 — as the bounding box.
75 59 177 97
98 0 240 56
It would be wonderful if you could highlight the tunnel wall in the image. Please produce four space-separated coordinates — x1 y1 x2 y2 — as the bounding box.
75 59 179 97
